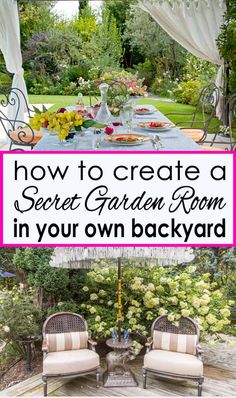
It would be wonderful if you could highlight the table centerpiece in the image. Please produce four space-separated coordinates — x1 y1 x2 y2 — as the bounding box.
30 106 97 143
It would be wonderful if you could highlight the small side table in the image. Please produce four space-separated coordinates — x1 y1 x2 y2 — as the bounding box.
17 335 41 372
103 338 138 387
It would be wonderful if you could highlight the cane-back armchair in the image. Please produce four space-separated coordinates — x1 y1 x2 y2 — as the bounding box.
143 315 204 396
42 312 100 396
0 87 44 150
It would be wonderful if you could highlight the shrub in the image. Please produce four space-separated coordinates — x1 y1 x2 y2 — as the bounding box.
151 71 178 97
184 54 217 82
64 62 92 83
46 300 81 317
173 79 205 106
217 0 236 94
13 248 70 307
0 285 42 357
134 59 156 87
0 72 11 92
70 264 232 340
224 271 236 322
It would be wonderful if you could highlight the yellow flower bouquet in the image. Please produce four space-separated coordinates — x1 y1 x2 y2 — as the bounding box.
30 106 96 141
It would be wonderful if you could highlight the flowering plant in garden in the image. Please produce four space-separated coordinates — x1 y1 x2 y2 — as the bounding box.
73 264 232 341
0 285 42 356
30 107 95 141
101 70 148 97
78 70 148 116
77 77 98 96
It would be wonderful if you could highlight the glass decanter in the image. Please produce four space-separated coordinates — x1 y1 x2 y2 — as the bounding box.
96 82 111 124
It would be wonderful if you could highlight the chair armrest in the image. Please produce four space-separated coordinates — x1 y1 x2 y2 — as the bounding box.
145 337 153 353
88 338 97 352
88 338 97 346
42 340 48 353
145 337 153 346
196 344 204 359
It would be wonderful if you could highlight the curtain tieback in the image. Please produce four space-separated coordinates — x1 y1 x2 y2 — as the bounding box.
14 67 24 76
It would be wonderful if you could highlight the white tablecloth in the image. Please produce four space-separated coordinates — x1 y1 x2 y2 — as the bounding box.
33 110 200 151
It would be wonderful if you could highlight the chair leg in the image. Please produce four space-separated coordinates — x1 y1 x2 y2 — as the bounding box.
96 367 100 387
42 377 47 397
198 378 204 396
143 368 147 389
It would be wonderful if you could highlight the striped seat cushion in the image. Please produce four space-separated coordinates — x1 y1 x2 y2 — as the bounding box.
46 331 88 352
153 331 197 355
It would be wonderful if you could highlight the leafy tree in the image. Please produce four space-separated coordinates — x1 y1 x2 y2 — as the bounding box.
103 0 138 67
217 0 236 94
13 248 69 308
0 286 42 357
0 248 16 272
124 6 186 79
224 271 236 321
79 0 89 14
103 0 137 33
19 1 55 45
91 9 123 68
23 26 83 80
71 6 97 42
188 248 236 285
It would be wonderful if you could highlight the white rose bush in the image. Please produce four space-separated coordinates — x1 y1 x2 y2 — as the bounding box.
77 264 232 340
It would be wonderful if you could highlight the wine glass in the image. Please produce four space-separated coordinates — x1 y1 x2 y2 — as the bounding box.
120 104 134 133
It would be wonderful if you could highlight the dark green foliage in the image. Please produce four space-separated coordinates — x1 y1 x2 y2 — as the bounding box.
123 6 187 82
188 248 236 285
27 263 69 296
0 287 43 358
13 248 53 274
46 300 81 317
13 248 69 305
217 0 236 94
79 0 89 14
19 1 55 44
224 272 236 322
0 248 16 271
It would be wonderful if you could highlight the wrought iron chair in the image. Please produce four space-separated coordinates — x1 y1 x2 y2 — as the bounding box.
201 94 236 151
143 315 204 396
42 312 100 396
0 87 44 150
165 83 220 143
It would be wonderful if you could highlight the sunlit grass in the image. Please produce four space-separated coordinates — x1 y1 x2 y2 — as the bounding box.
0 94 223 132
25 94 218 129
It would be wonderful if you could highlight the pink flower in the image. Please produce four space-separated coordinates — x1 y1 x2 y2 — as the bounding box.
105 126 114 135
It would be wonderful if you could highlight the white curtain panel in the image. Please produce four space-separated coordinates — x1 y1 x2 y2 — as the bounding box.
139 0 226 117
0 0 28 128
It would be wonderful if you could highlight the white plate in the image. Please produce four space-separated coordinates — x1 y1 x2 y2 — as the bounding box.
138 123 173 132
135 104 156 110
105 133 150 145
134 104 156 115
135 110 156 115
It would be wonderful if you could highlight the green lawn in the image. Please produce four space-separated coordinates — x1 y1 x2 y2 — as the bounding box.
27 94 218 128
0 94 219 129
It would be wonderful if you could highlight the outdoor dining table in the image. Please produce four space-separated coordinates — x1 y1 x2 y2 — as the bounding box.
33 108 200 151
